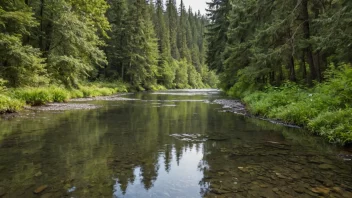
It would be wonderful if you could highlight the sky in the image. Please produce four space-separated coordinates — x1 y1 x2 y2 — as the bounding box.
179 0 208 14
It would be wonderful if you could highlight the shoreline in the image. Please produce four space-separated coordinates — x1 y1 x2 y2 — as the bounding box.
213 99 301 129
0 94 137 118
214 98 352 147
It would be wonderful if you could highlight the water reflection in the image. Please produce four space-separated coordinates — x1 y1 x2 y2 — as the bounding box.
0 90 351 197
113 144 206 198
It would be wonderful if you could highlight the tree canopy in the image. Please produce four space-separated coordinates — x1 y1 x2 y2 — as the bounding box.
0 0 218 90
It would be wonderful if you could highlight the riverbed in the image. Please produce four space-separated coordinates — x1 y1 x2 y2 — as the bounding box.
0 89 351 197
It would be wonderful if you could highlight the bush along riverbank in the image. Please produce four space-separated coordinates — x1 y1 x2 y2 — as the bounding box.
0 81 130 114
227 65 352 145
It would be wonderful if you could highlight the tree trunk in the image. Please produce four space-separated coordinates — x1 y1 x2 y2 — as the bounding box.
301 0 316 85
315 50 322 82
278 65 284 84
39 0 45 51
121 63 124 81
288 56 296 82
300 54 307 84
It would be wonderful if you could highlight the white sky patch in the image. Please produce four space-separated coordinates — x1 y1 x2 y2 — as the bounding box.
177 0 208 15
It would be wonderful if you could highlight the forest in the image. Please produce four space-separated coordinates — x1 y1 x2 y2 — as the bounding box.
1 0 351 145
0 0 217 112
206 0 352 144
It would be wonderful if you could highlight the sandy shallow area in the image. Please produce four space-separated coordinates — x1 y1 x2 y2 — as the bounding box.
27 94 139 111
69 94 138 102
26 103 100 111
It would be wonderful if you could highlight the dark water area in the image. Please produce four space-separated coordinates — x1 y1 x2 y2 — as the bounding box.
0 90 351 198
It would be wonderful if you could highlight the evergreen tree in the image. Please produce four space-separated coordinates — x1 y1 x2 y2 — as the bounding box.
125 0 159 90
166 0 179 60
105 0 129 80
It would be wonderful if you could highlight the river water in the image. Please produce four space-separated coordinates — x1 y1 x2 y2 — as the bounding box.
0 89 351 198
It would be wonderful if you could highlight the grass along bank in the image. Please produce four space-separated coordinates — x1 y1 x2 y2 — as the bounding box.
227 65 352 145
0 81 129 114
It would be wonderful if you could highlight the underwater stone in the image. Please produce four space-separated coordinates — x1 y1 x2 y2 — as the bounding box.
34 185 48 194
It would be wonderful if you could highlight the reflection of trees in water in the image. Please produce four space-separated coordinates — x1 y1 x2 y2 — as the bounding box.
0 107 116 197
110 98 212 193
1 93 274 197
164 144 172 172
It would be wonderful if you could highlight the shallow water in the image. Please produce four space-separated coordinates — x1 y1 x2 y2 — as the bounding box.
0 89 351 198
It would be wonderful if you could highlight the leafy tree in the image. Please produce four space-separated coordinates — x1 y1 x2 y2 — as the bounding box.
0 1 46 87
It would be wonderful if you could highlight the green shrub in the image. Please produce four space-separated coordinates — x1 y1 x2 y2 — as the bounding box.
243 83 304 116
79 86 117 97
234 64 352 145
0 78 7 92
269 102 320 125
80 86 98 97
150 84 167 91
308 109 352 144
96 87 116 96
12 88 52 105
50 87 70 102
69 89 84 98
0 95 25 113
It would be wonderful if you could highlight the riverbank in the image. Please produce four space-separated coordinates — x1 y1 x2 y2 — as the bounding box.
0 82 130 114
225 67 352 145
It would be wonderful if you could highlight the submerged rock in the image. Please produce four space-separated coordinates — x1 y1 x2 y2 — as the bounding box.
34 185 48 194
40 193 54 198
213 99 248 115
35 171 43 177
0 187 6 197
318 164 334 170
169 134 207 142
310 186 330 195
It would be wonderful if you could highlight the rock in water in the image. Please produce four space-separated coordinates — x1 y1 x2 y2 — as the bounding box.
310 186 330 195
34 185 48 194
35 171 43 177
318 164 334 170
0 187 6 197
40 193 53 198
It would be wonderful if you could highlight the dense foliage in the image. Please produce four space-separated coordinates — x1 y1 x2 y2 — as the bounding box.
206 0 352 144
0 0 218 91
207 0 352 92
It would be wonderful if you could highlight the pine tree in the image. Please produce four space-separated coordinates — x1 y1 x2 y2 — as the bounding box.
166 0 179 60
105 0 129 80
125 0 158 90
205 0 231 73
154 0 175 88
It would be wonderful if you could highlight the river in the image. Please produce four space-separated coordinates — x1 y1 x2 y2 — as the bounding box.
0 89 351 197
